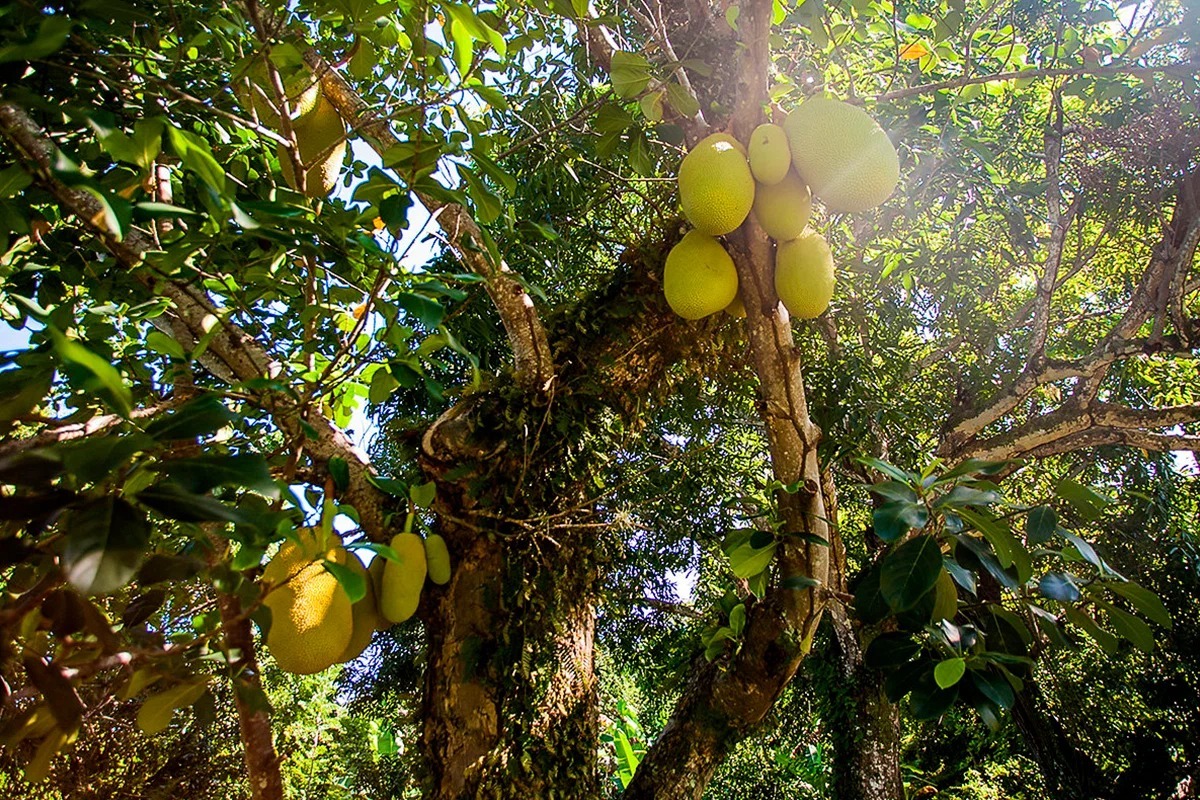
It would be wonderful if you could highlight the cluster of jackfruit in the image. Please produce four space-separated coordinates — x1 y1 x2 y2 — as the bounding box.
666 96 899 321
234 55 347 198
260 528 452 674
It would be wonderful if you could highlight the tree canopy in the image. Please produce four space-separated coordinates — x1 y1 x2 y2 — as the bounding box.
0 0 1198 797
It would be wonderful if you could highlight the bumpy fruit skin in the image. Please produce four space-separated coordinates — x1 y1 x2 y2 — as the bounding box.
663 231 739 320
263 546 354 675
752 170 813 242
678 133 756 235
278 92 347 198
380 533 427 624
783 96 899 213
748 124 792 185
424 534 452 586
725 292 747 318
775 231 835 319
337 550 387 663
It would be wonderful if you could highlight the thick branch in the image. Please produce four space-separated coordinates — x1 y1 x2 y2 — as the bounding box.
625 2 829 796
216 591 285 800
281 39 553 392
0 101 388 538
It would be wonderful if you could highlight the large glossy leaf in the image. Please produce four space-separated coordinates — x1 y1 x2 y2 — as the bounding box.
880 535 943 613
61 497 149 595
1107 581 1171 628
865 632 921 668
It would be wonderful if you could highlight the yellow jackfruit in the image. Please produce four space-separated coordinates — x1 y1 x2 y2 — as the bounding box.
752 170 813 242
368 557 393 631
424 534 452 586
748 123 791 185
678 133 756 235
663 231 739 320
337 549 386 663
278 93 346 198
380 533 426 624
725 292 746 318
774 230 835 319
783 96 899 213
262 540 354 674
234 57 321 128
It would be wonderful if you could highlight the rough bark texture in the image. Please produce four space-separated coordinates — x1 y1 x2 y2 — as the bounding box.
216 592 286 800
624 1 830 796
1011 680 1109 800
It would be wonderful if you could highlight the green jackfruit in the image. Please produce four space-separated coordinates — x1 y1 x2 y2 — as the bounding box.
752 170 812 242
678 133 756 235
337 550 387 663
663 231 739 320
262 539 354 674
424 534 452 586
748 123 791 185
278 93 346 198
380 533 426 624
774 230 835 319
783 96 899 213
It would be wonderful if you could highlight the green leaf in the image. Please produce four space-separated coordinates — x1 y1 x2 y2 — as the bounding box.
665 82 700 118
639 90 664 123
166 126 226 193
1056 478 1108 521
880 535 943 612
49 327 132 415
323 560 367 604
852 561 891 624
934 657 966 689
61 497 150 595
1097 600 1154 653
1107 581 1171 629
327 457 350 492
58 433 155 484
158 455 278 497
932 568 958 621
458 165 502 224
1026 505 1056 544
858 456 914 483
0 165 32 198
395 292 445 329
873 500 928 542
144 331 186 360
1064 606 1118 654
970 669 1015 709
410 481 436 509
0 15 73 63
1038 572 1081 602
781 575 820 591
144 395 233 441
869 480 918 503
723 529 778 578
366 474 408 496
728 603 746 636
864 632 920 668
956 507 1031 583
136 482 254 526
610 51 652 99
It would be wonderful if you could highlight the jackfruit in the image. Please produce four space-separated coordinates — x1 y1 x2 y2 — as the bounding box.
783 96 899 213
748 124 791 185
234 58 321 128
368 557 392 631
278 92 346 198
775 230 835 319
337 550 386 663
678 133 756 235
663 231 739 320
262 535 354 674
424 534 452 586
752 170 813 242
725 292 746 318
380 533 426 624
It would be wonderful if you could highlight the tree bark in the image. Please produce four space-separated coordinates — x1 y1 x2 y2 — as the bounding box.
826 614 904 800
216 592 286 800
1011 679 1108 800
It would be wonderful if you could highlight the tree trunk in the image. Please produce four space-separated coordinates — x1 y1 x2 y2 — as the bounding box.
826 614 904 800
1012 679 1108 800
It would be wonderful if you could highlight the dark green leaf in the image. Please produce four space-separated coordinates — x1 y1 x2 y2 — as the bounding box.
1039 572 1081 602
1064 607 1118 655
852 561 891 624
144 395 233 440
1056 478 1108 521
395 292 445 329
59 433 155 484
323 560 367 604
136 482 254 526
167 125 226 193
1026 505 1056 544
864 632 921 668
327 457 350 492
610 51 652 98
970 669 1015 709
158 455 277 497
61 497 149 595
858 456 914 483
49 327 131 415
873 500 928 542
1098 601 1154 653
1107 581 1171 629
880 535 943 612
0 15 73 63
